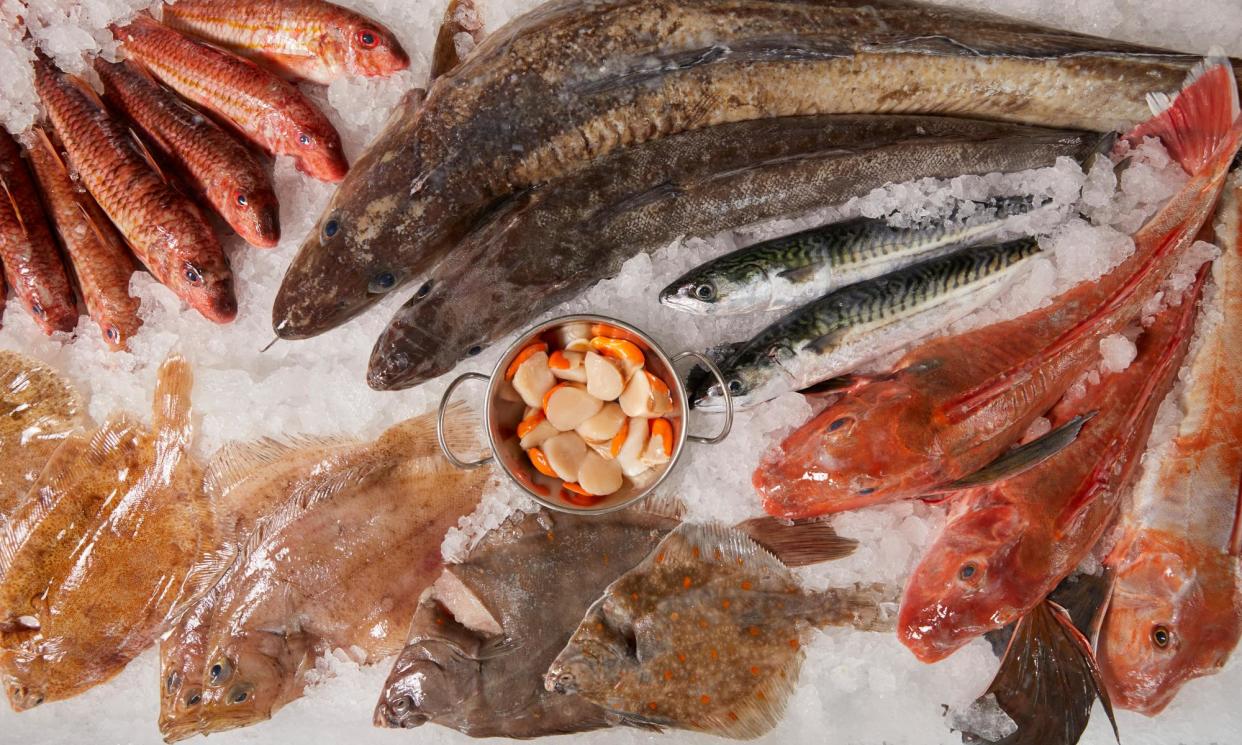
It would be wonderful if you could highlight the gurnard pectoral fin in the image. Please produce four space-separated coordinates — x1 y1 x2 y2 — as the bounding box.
929 412 1097 495
797 374 867 398
736 516 858 567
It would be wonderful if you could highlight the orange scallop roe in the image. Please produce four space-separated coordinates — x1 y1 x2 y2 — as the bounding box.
528 447 558 478
589 336 645 367
609 419 629 457
590 323 645 345
651 418 674 457
548 349 572 369
517 410 546 438
505 342 547 379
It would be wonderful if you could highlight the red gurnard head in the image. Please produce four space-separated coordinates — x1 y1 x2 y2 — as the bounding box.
1098 529 1242 715
332 14 410 79
754 381 938 519
898 503 1033 662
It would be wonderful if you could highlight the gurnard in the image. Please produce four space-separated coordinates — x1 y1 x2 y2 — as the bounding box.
25 126 142 350
754 57 1242 519
114 15 347 183
368 115 1103 390
898 265 1206 664
1097 172 1242 716
95 58 280 248
33 57 237 324
160 0 409 85
274 0 1239 340
693 238 1042 412
0 129 77 335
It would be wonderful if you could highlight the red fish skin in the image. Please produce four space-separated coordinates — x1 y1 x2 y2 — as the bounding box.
25 126 142 351
114 15 348 183
897 266 1207 664
33 58 237 324
0 130 79 335
753 62 1242 520
95 58 280 249
161 0 409 85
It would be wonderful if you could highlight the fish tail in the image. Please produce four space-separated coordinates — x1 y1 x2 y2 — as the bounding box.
152 354 194 447
809 582 899 633
1123 48 1241 177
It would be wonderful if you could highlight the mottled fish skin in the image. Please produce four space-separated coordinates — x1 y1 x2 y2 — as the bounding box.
95 58 280 249
161 0 409 85
695 238 1042 412
661 196 1042 316
33 58 237 324
273 0 1229 339
375 506 680 737
25 126 142 351
0 351 82 521
546 523 893 739
0 130 78 335
115 15 347 183
899 267 1204 665
1098 174 1242 716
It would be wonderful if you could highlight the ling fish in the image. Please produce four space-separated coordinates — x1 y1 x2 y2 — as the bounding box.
662 196 1044 316
160 0 409 85
546 522 894 739
0 357 215 710
33 57 237 323
0 351 82 519
1097 173 1242 715
162 411 488 738
899 266 1206 664
273 0 1239 340
0 129 77 334
694 238 1043 412
754 56 1242 519
115 15 347 182
368 115 1103 390
25 126 142 350
95 58 280 248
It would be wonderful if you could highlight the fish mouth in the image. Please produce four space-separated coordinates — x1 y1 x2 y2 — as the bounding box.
658 284 709 314
5 681 46 711
248 205 282 248
366 318 454 391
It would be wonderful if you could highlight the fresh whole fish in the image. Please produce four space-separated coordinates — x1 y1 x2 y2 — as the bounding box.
898 267 1205 664
0 351 81 520
95 58 280 249
33 57 237 324
24 126 142 350
368 114 1104 390
661 196 1044 316
115 15 348 183
0 129 78 334
160 0 409 85
694 237 1043 412
753 58 1242 519
546 522 894 739
273 0 1238 340
162 410 488 738
0 357 216 710
1097 173 1242 716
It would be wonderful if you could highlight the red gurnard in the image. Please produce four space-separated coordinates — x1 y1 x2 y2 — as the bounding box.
95 58 280 248
1097 173 1242 716
753 56 1242 519
24 126 142 351
33 57 237 324
898 267 1207 663
0 129 78 334
161 0 409 85
114 15 348 183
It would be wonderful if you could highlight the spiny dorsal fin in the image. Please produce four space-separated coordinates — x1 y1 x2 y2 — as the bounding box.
128 127 168 182
736 516 857 567
0 173 28 236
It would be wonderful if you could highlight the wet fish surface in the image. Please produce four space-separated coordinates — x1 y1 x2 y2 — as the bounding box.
0 351 82 520
368 114 1102 390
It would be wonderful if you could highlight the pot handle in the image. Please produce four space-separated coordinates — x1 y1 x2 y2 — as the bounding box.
437 372 494 469
673 351 733 445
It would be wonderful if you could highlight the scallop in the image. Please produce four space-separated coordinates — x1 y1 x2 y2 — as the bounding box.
512 351 555 409
641 418 674 467
549 350 588 382
619 370 673 418
577 450 624 496
576 402 625 443
585 351 625 401
616 416 650 478
555 322 592 352
545 384 604 431
542 431 588 482
518 411 558 449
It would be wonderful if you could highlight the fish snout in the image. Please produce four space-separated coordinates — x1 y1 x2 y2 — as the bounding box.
6 682 45 710
244 202 282 249
545 667 580 695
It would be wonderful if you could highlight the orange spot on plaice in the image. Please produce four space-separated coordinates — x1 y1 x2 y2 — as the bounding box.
648 702 659 711
741 581 752 591
698 619 709 629
788 639 799 650
595 622 605 632
677 653 687 663
683 576 692 589
710 648 719 659
670 612 680 621
756 690 766 701
656 552 665 564
663 670 673 681
728 711 739 721
700 694 712 705
749 666 760 676
435 617 444 626
721 599 730 609
692 547 701 558
748 626 760 637
545 531 555 542
631 592 640 601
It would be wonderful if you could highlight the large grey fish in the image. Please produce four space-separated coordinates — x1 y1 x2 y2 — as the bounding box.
693 237 1042 412
272 0 1236 340
660 195 1044 315
545 522 895 739
367 115 1102 390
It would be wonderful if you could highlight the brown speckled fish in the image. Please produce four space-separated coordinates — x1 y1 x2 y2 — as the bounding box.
95 58 280 249
34 57 236 324
546 523 895 739
0 129 78 335
0 351 82 520
161 0 409 85
25 126 142 350
115 15 348 183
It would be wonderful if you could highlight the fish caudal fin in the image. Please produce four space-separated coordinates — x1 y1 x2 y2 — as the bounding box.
810 582 900 633
1123 50 1241 177
736 516 858 566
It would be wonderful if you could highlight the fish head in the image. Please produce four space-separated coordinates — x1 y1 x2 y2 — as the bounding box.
1098 529 1242 715
546 598 639 702
336 17 410 78
171 243 237 324
26 294 78 335
374 638 477 729
0 632 48 711
280 107 349 184
692 344 796 412
194 630 307 734
215 172 281 248
659 267 766 315
898 502 1031 662
98 309 142 352
159 642 207 741
754 379 936 518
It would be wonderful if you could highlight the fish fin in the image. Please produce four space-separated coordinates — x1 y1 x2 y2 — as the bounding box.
932 412 1096 493
1123 50 1240 177
1230 474 1242 557
810 582 900 632
62 72 108 110
633 493 686 522
203 434 357 501
586 181 684 230
379 404 473 460
797 374 862 398
0 172 27 236
775 264 823 283
430 0 484 80
128 127 168 182
736 516 857 567
698 651 802 739
0 430 90 576
805 326 847 355
476 634 522 660
662 522 793 575
151 355 194 453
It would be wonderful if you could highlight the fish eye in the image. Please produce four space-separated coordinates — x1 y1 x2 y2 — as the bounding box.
236 192 248 206
31 302 44 316
828 416 853 432
357 28 379 48
857 487 876 495
166 671 181 694
227 683 253 704
414 281 432 299
958 562 979 582
727 379 743 395
1152 625 1172 649
184 689 202 707
298 133 312 146
184 264 204 286
323 218 339 238
105 326 120 342
208 659 232 686
392 695 412 715
694 282 715 301
467 344 483 357
369 270 397 293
